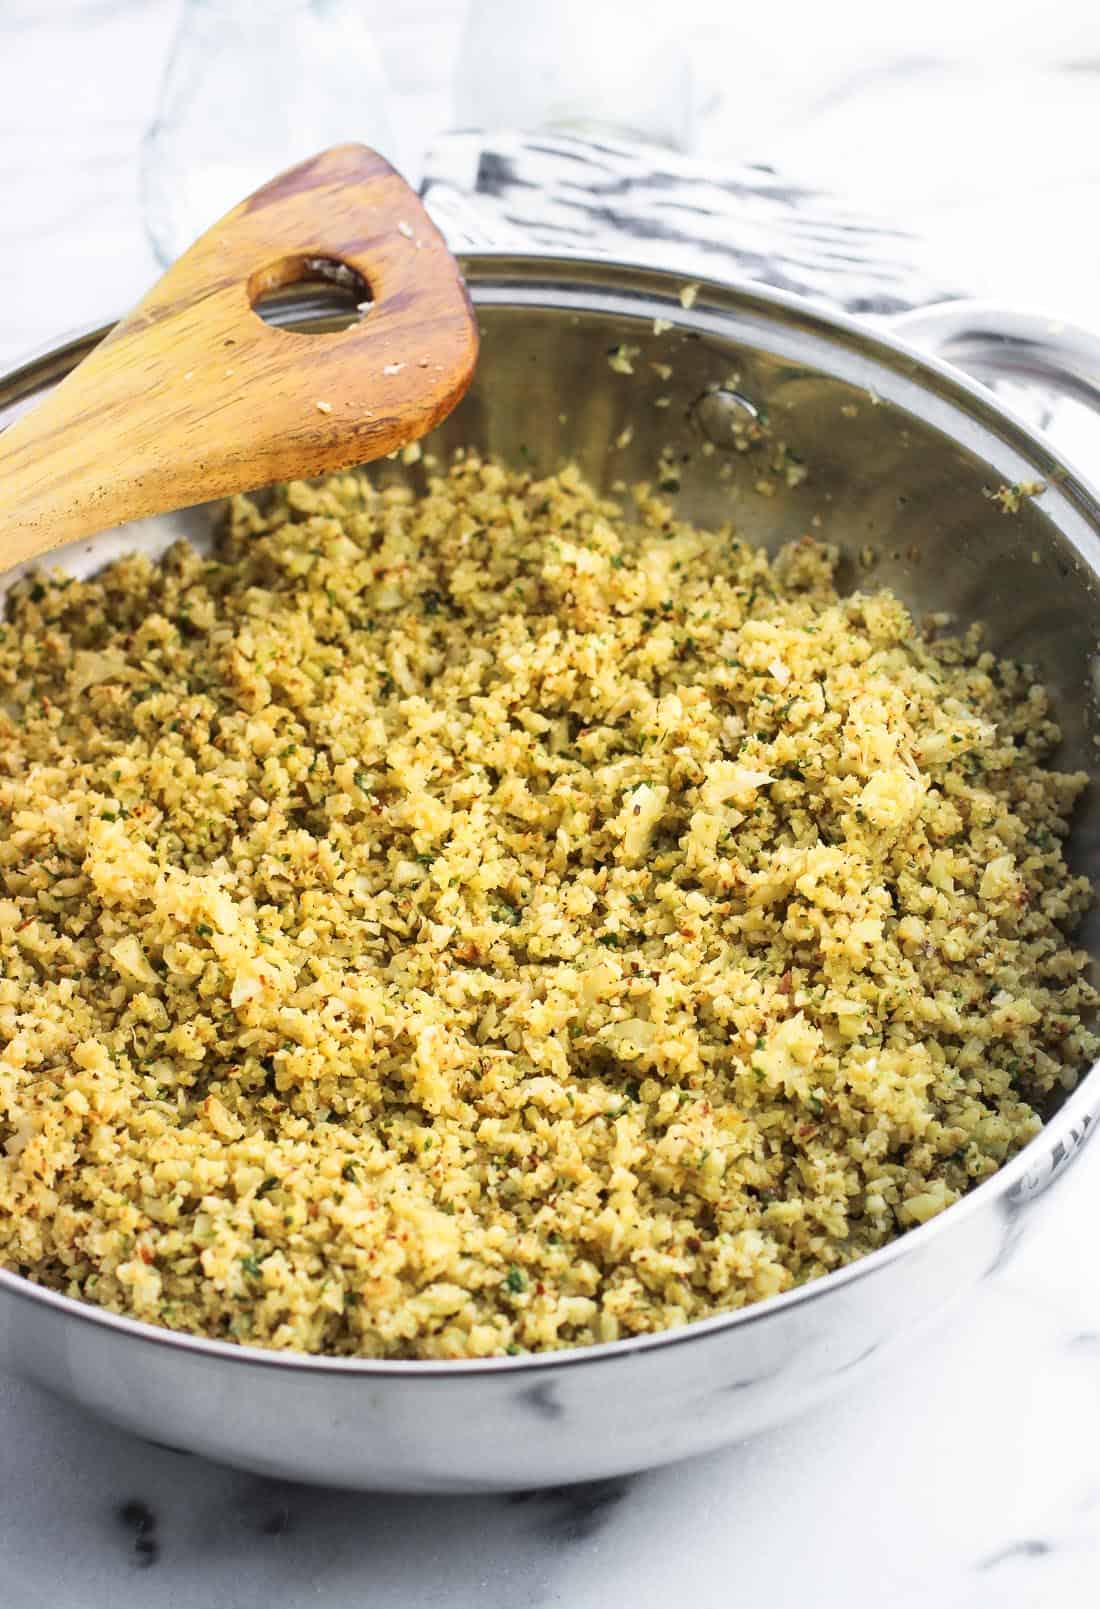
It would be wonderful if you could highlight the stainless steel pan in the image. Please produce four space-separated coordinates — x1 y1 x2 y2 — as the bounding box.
1 256 1099 1492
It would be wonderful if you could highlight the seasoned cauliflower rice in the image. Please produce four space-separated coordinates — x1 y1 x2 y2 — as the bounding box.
0 453 1095 1359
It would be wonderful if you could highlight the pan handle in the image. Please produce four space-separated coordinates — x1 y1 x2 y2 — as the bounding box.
885 300 1100 415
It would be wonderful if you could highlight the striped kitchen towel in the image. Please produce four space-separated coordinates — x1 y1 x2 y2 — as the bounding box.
419 127 960 315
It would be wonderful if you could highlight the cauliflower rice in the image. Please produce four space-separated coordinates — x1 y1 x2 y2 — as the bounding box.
0 453 1095 1359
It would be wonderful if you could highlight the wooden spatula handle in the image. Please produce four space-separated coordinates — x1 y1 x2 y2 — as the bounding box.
0 145 478 569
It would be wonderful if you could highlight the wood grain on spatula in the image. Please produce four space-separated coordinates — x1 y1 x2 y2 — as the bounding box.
0 143 479 569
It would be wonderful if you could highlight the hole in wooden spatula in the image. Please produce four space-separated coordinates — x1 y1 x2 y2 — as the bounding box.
249 255 372 333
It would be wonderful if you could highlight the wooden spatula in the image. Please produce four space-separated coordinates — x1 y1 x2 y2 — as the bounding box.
0 144 479 572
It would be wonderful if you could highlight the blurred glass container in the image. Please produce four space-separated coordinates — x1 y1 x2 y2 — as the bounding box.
454 0 699 152
141 0 397 265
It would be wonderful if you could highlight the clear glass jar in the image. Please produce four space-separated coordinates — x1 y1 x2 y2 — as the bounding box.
454 0 699 152
141 0 396 265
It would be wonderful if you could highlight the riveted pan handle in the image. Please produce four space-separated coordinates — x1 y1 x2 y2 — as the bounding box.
887 300 1100 415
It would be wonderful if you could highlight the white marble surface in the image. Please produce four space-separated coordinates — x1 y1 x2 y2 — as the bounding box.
3 3 1100 1605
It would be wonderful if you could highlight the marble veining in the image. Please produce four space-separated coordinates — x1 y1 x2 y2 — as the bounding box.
3 3 1100 1605
978 1540 1055 1571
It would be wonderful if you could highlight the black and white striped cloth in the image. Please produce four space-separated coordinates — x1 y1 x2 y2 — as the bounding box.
419 128 960 316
